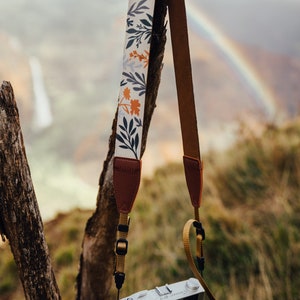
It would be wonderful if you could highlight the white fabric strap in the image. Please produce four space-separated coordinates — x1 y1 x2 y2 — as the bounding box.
115 0 156 159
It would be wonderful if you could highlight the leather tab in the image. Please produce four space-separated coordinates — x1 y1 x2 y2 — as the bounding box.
113 157 141 214
183 156 203 208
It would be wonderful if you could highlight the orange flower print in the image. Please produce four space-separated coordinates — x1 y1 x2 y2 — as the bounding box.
130 99 140 116
123 87 131 100
129 50 149 68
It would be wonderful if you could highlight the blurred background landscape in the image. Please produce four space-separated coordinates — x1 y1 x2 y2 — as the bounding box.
0 0 299 299
0 0 299 218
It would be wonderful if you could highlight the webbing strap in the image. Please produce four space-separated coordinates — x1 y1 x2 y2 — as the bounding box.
114 213 130 290
183 219 216 300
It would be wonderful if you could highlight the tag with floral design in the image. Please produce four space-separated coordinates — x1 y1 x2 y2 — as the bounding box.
115 0 155 159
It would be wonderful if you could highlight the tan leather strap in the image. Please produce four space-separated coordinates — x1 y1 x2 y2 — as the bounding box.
168 1 210 290
183 219 216 300
168 0 203 214
168 0 201 160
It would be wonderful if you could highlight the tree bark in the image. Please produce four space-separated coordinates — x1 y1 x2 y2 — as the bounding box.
0 81 61 300
76 1 167 299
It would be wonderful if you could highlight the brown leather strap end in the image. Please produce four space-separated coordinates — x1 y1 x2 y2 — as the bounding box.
113 157 141 214
183 155 203 208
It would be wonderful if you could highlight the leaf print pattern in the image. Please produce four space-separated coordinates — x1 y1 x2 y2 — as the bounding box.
116 117 140 159
127 0 148 17
134 117 142 127
122 71 146 96
126 13 153 49
115 0 155 159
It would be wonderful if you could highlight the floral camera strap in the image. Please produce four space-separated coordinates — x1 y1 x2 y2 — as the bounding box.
115 0 155 160
113 0 156 294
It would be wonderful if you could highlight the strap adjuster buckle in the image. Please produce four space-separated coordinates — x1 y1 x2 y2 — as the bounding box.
118 223 129 233
116 238 128 256
193 220 205 240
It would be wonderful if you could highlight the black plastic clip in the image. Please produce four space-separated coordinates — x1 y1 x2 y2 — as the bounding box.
116 238 128 256
193 220 205 240
114 271 125 290
197 256 205 272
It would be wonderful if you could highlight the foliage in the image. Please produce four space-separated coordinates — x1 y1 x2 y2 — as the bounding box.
0 119 299 299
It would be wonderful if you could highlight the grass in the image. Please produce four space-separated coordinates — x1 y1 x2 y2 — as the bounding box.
0 118 299 299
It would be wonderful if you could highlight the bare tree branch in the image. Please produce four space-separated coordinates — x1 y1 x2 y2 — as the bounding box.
0 81 61 300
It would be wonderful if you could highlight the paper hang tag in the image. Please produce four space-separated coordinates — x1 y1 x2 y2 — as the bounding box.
115 0 156 159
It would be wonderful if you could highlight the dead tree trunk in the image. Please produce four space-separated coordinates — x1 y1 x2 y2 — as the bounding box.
76 1 167 299
0 81 61 300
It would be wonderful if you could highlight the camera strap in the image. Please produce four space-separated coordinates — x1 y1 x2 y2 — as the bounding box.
113 0 155 293
113 0 215 299
168 0 215 299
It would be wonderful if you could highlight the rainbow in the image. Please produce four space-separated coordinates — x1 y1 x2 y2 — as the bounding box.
186 1 278 120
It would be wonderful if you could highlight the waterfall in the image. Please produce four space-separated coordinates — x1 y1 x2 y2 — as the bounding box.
29 56 53 130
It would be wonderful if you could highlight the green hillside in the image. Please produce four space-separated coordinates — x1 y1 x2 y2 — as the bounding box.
0 118 299 299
